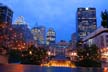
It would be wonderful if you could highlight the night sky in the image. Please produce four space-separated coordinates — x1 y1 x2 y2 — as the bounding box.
0 0 108 42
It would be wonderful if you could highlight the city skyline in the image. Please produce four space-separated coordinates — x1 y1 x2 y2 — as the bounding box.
0 0 108 42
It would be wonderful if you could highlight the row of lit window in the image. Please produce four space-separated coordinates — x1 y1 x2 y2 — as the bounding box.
47 32 55 36
47 37 55 41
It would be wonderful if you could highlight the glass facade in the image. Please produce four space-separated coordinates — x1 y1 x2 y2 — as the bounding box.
46 28 56 45
31 26 46 45
76 8 97 41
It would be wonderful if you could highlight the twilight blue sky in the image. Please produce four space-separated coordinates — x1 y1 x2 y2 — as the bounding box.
0 0 108 42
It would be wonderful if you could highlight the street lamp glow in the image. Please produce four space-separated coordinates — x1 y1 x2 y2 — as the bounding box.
47 51 51 56
73 52 77 56
71 52 77 56
71 53 73 56
29 51 32 55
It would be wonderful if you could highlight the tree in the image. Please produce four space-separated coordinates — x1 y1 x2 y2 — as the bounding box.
21 45 47 65
8 49 21 63
76 44 101 67
101 10 108 28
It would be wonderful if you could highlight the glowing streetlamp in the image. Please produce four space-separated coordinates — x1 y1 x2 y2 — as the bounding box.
47 51 51 56
29 51 32 55
71 52 77 56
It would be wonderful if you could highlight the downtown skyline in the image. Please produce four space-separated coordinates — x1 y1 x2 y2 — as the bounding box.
0 0 108 42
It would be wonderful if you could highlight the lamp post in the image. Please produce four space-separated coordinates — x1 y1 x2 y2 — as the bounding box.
47 51 51 61
29 51 32 55
70 52 77 61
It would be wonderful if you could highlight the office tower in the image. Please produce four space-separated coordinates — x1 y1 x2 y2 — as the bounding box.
0 3 13 24
46 28 56 45
0 3 13 64
0 4 13 48
12 16 34 49
71 32 77 49
76 8 97 41
32 26 46 45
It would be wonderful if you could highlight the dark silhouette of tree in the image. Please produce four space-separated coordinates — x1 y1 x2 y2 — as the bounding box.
76 44 101 67
0 45 8 55
21 45 47 65
8 49 21 63
101 10 108 28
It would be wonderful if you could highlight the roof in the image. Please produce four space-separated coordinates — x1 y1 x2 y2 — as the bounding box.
83 26 108 42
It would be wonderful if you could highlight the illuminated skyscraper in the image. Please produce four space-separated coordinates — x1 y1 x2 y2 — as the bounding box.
12 16 34 49
76 8 97 41
31 26 46 45
0 4 13 48
71 33 77 49
46 28 56 45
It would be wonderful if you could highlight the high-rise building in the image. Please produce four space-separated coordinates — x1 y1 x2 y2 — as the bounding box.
0 3 13 63
76 8 97 41
31 26 46 45
12 16 34 49
0 4 13 48
46 28 56 45
71 32 77 49
0 3 13 24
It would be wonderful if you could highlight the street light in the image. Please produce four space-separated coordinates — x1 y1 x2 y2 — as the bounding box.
29 51 32 55
47 51 51 56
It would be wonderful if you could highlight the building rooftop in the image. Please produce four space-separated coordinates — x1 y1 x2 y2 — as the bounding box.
83 26 108 42
0 3 13 13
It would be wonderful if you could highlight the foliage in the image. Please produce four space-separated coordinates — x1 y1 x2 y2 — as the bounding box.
76 44 101 67
101 10 108 28
21 45 47 65
76 59 101 67
8 49 21 63
76 40 83 48
0 45 8 50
